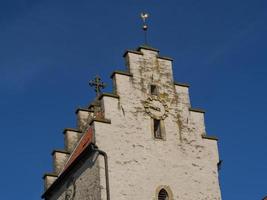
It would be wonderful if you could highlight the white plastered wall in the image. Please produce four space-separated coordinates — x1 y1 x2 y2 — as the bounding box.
91 48 222 200
45 47 222 200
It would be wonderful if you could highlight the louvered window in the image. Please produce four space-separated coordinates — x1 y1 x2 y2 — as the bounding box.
158 189 169 200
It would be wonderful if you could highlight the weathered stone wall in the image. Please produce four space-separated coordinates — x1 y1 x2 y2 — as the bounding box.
50 159 101 200
92 47 222 199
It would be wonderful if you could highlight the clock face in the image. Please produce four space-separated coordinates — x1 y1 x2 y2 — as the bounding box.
144 96 168 119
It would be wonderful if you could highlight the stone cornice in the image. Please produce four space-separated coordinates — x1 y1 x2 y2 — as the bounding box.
75 107 94 114
89 118 111 125
202 135 218 141
137 45 160 52
189 108 205 113
110 70 133 78
174 81 190 88
51 149 70 156
123 46 173 63
42 173 58 179
63 128 82 134
157 56 173 61
98 92 119 100
123 49 143 57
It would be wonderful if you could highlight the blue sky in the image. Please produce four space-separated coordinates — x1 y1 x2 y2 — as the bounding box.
0 0 267 199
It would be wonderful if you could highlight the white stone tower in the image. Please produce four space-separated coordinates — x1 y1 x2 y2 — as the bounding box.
42 45 222 200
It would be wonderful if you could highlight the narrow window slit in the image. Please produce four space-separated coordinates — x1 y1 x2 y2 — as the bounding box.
154 119 162 139
150 85 158 95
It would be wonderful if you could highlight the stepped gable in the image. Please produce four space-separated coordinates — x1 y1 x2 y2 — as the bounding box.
42 126 95 199
62 126 93 173
42 45 221 199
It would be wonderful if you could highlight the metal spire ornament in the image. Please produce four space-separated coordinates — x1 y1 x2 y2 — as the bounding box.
140 12 149 45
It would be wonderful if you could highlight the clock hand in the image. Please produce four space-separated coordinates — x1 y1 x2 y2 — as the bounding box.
149 105 161 111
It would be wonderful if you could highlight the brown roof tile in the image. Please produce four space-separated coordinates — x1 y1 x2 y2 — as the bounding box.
62 127 93 173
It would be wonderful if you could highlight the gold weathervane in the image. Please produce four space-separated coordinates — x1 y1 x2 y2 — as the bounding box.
140 12 149 44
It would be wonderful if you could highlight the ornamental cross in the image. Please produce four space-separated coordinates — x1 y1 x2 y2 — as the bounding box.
89 75 106 96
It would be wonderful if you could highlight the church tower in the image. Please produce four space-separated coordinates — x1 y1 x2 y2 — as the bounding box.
42 45 222 200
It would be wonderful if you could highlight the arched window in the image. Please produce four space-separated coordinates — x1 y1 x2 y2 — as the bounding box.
158 188 169 200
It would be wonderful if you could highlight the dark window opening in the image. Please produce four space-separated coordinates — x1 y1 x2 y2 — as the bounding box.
150 85 158 95
158 189 169 200
154 119 162 139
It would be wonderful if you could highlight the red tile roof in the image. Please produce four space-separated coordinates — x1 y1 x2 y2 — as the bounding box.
62 127 93 173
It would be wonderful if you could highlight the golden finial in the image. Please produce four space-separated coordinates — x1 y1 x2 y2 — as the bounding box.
140 12 149 44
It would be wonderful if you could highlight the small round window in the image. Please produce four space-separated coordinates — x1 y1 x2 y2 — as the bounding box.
158 188 169 200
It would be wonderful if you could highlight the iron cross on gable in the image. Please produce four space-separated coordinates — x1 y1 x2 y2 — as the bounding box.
89 75 106 96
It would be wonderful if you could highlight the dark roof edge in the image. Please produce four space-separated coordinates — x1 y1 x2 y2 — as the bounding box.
189 108 205 113
137 45 160 52
89 118 111 125
157 56 173 61
174 81 190 87
63 128 82 134
42 173 58 179
75 107 94 114
110 70 133 78
202 135 218 141
51 149 70 156
123 50 143 57
123 46 173 62
98 92 119 100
